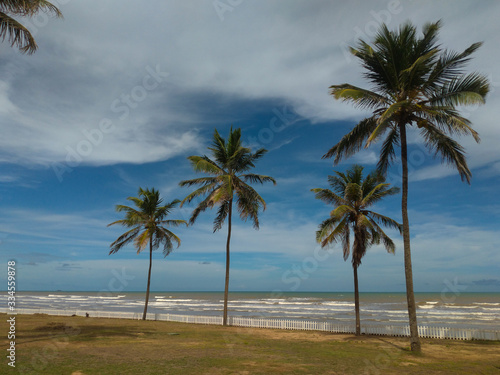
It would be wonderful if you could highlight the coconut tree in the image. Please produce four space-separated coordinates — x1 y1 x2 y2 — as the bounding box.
179 127 276 326
323 21 489 350
0 0 62 54
312 165 401 335
108 188 187 320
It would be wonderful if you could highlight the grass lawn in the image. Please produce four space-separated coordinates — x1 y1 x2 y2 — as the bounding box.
1 313 499 374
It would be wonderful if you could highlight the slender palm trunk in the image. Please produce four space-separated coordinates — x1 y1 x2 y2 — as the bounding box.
400 123 421 351
143 237 153 321
223 198 233 326
353 264 361 336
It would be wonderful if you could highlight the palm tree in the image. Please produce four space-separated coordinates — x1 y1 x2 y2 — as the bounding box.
323 21 489 351
108 188 187 320
179 127 276 326
312 165 401 335
0 0 62 54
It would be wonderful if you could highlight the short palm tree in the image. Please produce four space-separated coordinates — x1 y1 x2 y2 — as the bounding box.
312 165 401 335
323 21 489 351
0 0 62 54
108 188 187 320
179 127 276 326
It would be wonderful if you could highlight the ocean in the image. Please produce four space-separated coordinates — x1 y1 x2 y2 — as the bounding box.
10 291 500 330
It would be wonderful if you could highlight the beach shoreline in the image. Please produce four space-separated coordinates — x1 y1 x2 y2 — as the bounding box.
8 291 500 331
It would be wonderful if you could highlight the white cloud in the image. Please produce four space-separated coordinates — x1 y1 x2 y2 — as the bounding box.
2 1 497 172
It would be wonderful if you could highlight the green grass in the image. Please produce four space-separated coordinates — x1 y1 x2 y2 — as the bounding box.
1 313 499 374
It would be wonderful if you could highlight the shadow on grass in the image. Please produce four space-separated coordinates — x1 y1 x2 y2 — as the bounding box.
21 320 153 345
340 335 415 354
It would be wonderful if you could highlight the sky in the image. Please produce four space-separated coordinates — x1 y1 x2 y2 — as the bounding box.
0 0 499 294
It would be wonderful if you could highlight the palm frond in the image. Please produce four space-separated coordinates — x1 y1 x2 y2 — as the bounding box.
236 183 267 228
329 84 389 110
425 41 483 89
377 127 399 177
322 117 378 163
414 108 480 143
366 212 402 234
0 11 37 53
0 1 62 54
1 1 62 16
427 72 489 107
420 125 472 183
213 200 230 232
241 173 277 185
361 183 399 207
327 172 348 195
331 204 355 219
159 219 188 227
179 176 220 188
134 230 151 253
311 188 346 207
180 181 218 206
155 227 182 256
188 190 217 225
109 227 141 255
186 155 224 176
368 219 397 254
317 216 349 249
366 101 408 145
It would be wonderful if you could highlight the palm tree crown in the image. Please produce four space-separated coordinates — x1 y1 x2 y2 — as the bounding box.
180 127 276 231
312 165 401 267
0 0 62 54
324 20 489 182
108 188 186 256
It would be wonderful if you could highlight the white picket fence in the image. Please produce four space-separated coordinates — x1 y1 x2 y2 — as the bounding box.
4 308 499 341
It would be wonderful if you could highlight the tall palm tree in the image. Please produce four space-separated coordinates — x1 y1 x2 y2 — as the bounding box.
108 188 187 320
312 165 401 335
0 0 62 54
179 127 276 326
323 21 489 351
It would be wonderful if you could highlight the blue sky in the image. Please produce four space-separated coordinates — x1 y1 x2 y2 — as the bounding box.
0 0 499 293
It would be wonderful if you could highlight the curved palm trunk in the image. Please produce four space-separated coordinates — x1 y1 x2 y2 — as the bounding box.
223 198 233 326
142 237 153 321
353 264 361 336
400 123 421 351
